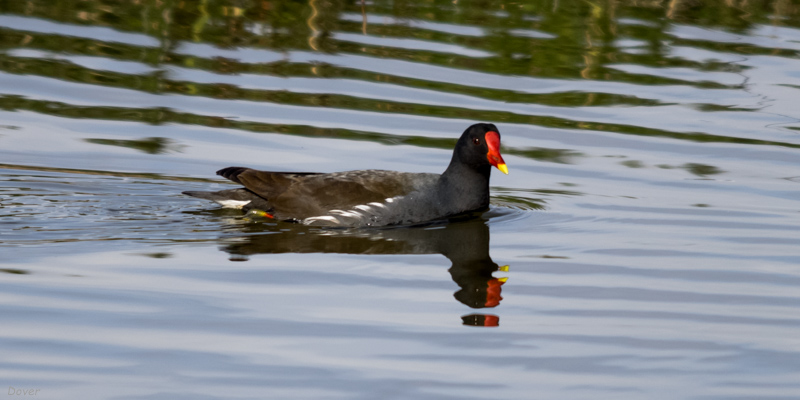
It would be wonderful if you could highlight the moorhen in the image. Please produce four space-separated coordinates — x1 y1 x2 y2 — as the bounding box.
183 123 508 227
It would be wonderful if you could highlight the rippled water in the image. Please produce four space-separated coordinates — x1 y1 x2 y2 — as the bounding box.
2 1 800 398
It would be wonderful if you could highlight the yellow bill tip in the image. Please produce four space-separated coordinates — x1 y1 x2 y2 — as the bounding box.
497 163 509 175
246 209 275 219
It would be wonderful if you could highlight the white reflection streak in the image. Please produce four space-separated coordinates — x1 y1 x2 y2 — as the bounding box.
0 15 159 47
339 12 485 37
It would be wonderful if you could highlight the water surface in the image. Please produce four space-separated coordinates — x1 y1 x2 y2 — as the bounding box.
2 1 800 398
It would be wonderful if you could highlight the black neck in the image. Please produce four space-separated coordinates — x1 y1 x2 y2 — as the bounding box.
438 157 492 212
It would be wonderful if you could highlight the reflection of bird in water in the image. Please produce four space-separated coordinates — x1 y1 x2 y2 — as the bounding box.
212 213 507 326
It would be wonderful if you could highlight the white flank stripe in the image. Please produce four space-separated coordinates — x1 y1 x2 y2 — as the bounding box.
216 200 251 209
330 210 363 219
302 216 341 225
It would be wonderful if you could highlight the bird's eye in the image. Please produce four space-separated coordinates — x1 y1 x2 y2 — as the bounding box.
472 138 480 145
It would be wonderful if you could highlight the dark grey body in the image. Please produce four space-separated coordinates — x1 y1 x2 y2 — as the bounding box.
183 123 501 227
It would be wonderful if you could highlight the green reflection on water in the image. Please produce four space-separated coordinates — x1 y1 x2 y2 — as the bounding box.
1 0 798 152
84 137 183 154
683 162 725 176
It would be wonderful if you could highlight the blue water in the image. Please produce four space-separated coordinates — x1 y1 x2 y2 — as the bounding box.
2 1 800 398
